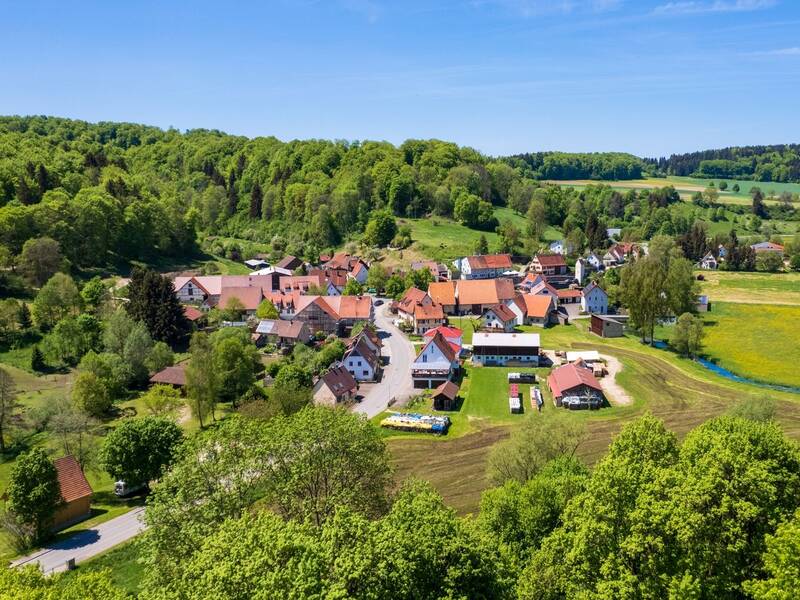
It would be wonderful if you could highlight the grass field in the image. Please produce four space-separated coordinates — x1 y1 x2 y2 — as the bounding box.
697 302 800 388
61 540 144 596
699 271 800 306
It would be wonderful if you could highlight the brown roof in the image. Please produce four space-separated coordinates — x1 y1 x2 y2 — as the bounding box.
467 254 513 270
414 302 445 320
547 362 603 398
345 337 379 368
523 294 555 318
557 288 582 299
183 305 204 321
433 380 460 401
485 303 517 322
218 286 264 311
276 255 303 270
456 279 516 306
320 365 358 398
54 456 93 503
534 254 567 268
398 287 429 314
428 281 457 306
149 365 187 387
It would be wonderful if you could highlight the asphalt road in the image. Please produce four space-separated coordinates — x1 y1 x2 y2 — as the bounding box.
355 302 416 418
11 507 147 574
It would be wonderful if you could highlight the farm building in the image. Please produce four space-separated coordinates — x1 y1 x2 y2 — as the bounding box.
254 319 311 349
590 314 628 338
432 380 460 411
458 253 514 280
530 253 568 276
547 362 604 410
751 241 784 254
313 365 358 406
472 332 540 366
149 364 187 389
52 456 93 531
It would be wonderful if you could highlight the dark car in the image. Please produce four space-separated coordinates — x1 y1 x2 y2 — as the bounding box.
374 299 384 306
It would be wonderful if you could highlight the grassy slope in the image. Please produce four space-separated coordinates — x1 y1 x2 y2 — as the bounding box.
699 271 800 306
60 540 144 596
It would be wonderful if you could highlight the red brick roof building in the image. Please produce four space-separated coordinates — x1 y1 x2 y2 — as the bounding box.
53 456 93 530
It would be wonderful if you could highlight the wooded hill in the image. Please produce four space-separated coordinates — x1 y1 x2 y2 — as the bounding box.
647 144 800 182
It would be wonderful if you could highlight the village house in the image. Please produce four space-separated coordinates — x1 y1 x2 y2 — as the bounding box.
313 364 358 406
427 281 458 314
458 254 514 280
254 319 311 349
411 332 459 389
396 288 446 334
423 326 463 355
52 456 93 531
293 295 373 336
411 260 450 282
307 267 348 294
244 258 269 270
523 294 556 327
581 282 609 314
322 252 370 283
429 279 516 315
218 286 264 317
278 274 328 293
432 380 460 411
529 279 560 303
697 251 718 270
557 288 582 306
247 266 293 289
343 333 381 381
472 332 540 366
548 240 574 255
481 304 518 332
603 242 641 268
548 361 604 409
503 295 528 327
530 253 569 276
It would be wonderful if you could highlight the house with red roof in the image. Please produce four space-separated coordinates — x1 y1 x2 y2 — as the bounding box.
411 332 459 389
293 295 373 335
530 253 568 276
481 303 518 332
556 287 582 305
459 254 514 280
53 456 93 530
396 288 445 334
423 325 463 354
522 294 556 327
547 361 604 409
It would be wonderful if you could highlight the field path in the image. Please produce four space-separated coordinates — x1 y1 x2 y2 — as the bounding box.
599 354 632 406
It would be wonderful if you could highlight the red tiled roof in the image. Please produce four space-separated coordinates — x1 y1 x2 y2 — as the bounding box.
279 274 326 291
419 332 457 363
54 456 93 503
414 302 445 320
183 305 203 321
428 281 457 306
456 279 516 306
218 286 265 311
467 254 513 270
523 294 554 319
557 288 582 299
398 287 429 313
534 254 567 267
547 362 602 398
423 326 463 340
149 365 187 386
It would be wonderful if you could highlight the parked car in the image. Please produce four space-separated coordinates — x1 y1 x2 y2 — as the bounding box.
374 299 384 306
114 480 146 497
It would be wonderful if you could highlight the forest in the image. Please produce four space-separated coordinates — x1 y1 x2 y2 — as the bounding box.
647 144 800 182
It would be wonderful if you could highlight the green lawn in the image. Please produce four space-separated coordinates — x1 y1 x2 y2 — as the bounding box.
60 540 144 596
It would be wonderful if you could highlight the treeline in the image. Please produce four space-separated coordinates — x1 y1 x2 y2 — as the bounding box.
506 151 645 180
0 116 547 267
5 407 800 599
648 144 800 182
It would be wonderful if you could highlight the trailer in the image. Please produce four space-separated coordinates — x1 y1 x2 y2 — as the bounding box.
530 387 543 412
507 372 536 384
509 383 522 414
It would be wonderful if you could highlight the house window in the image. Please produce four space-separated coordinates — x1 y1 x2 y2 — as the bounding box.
422 354 427 363
363 370 368 377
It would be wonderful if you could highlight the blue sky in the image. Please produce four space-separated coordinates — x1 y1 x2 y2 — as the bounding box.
1 0 799 156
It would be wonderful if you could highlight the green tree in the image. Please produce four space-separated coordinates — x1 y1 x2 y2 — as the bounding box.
384 274 406 299
18 236 65 287
6 448 61 543
474 233 489 255
0 366 20 453
185 332 217 427
72 371 112 417
80 276 110 313
756 251 784 272
342 278 364 296
101 416 183 488
78 351 132 399
363 210 397 247
746 510 800 600
126 267 188 344
211 329 259 406
255 298 279 319
262 407 392 525
30 345 45 372
43 314 102 366
140 384 183 416
365 262 388 292
0 565 126 599
487 411 586 485
672 312 704 357
526 198 547 243
145 341 174 374
31 272 82 330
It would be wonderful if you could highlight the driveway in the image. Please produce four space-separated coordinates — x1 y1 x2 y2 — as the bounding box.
11 507 147 575
354 302 416 418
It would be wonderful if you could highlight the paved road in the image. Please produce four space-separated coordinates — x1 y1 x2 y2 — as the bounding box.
11 507 147 574
355 302 416 418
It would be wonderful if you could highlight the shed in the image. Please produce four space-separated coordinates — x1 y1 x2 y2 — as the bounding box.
52 456 93 530
590 314 627 338
149 364 187 388
432 380 460 411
